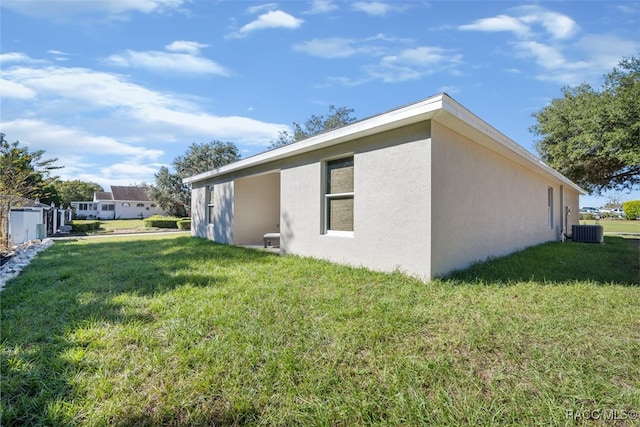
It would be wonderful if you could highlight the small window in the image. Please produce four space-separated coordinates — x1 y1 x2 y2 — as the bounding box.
136 203 144 208
548 187 553 229
150 204 156 208
101 204 114 211
207 185 215 225
324 156 354 233
122 202 130 207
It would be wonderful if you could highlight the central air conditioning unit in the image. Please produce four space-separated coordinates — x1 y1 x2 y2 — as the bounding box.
572 225 604 243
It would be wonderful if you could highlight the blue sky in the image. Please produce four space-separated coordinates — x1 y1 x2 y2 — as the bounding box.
1 0 638 207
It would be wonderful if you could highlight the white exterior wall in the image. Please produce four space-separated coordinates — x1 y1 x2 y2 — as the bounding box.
280 122 434 279
113 201 166 219
429 121 580 276
72 201 166 219
234 173 280 245
9 210 43 244
191 184 207 238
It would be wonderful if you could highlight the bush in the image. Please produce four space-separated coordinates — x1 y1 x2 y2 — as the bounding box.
70 220 100 232
176 219 191 230
143 215 179 229
579 213 597 221
623 200 640 220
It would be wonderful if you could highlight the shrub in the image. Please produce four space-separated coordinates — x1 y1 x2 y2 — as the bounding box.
579 213 597 221
70 220 100 232
176 219 191 230
143 215 179 229
622 200 640 220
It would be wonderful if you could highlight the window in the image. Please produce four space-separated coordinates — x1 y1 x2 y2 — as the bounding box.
136 203 145 208
207 185 215 225
78 203 97 211
122 202 130 207
548 187 553 229
324 156 354 233
101 204 115 211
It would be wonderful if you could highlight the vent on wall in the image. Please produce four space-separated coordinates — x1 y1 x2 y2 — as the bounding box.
572 225 604 243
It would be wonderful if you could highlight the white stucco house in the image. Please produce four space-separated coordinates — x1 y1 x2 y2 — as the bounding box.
71 186 167 219
184 94 584 280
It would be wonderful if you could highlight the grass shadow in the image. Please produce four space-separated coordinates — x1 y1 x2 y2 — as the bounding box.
446 236 639 286
0 235 275 425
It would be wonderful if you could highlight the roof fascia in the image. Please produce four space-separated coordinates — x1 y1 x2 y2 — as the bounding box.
183 94 445 184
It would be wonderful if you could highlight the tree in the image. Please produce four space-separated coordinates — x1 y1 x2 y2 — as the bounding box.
0 133 62 247
54 179 104 208
146 166 191 217
147 141 241 217
531 57 640 194
268 105 357 149
173 141 240 178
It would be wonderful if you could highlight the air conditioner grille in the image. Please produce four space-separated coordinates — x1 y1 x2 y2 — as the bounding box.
572 225 604 243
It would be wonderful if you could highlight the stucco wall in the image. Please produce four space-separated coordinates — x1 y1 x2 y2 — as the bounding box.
190 180 235 243
429 120 580 276
234 173 280 245
191 184 207 238
280 122 433 279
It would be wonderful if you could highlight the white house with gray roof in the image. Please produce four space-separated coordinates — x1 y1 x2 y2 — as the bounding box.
71 186 167 219
184 94 584 280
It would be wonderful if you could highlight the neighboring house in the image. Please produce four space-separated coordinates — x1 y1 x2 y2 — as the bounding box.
71 186 167 219
184 94 584 280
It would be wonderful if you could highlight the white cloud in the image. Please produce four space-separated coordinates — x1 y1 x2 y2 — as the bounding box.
0 52 34 64
512 34 638 85
307 0 338 14
293 38 362 58
106 50 230 75
459 7 578 40
2 118 164 160
1 63 288 146
233 10 303 37
0 78 36 99
368 46 462 82
518 6 578 40
165 41 208 55
459 14 531 37
0 0 187 20
351 1 397 16
246 3 278 14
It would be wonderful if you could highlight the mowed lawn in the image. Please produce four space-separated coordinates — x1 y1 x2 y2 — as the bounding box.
580 219 640 234
1 234 639 426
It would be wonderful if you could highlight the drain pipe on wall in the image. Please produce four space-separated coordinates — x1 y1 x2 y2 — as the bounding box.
562 206 572 242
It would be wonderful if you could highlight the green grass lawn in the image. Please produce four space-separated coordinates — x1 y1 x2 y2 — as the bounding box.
1 235 639 425
580 219 640 234
71 218 188 234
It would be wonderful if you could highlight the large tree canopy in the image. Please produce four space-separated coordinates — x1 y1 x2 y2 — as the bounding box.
147 141 241 217
0 134 61 247
268 105 357 149
173 141 241 178
54 179 103 208
530 57 640 194
0 133 61 204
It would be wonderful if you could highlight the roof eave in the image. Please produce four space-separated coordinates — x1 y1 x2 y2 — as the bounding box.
183 94 445 184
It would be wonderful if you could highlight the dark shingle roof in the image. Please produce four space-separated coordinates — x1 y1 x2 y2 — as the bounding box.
95 192 113 201
110 186 150 202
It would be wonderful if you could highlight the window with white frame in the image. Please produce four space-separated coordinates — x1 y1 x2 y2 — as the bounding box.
548 187 553 229
78 203 97 211
324 156 354 233
101 204 115 211
207 185 215 225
